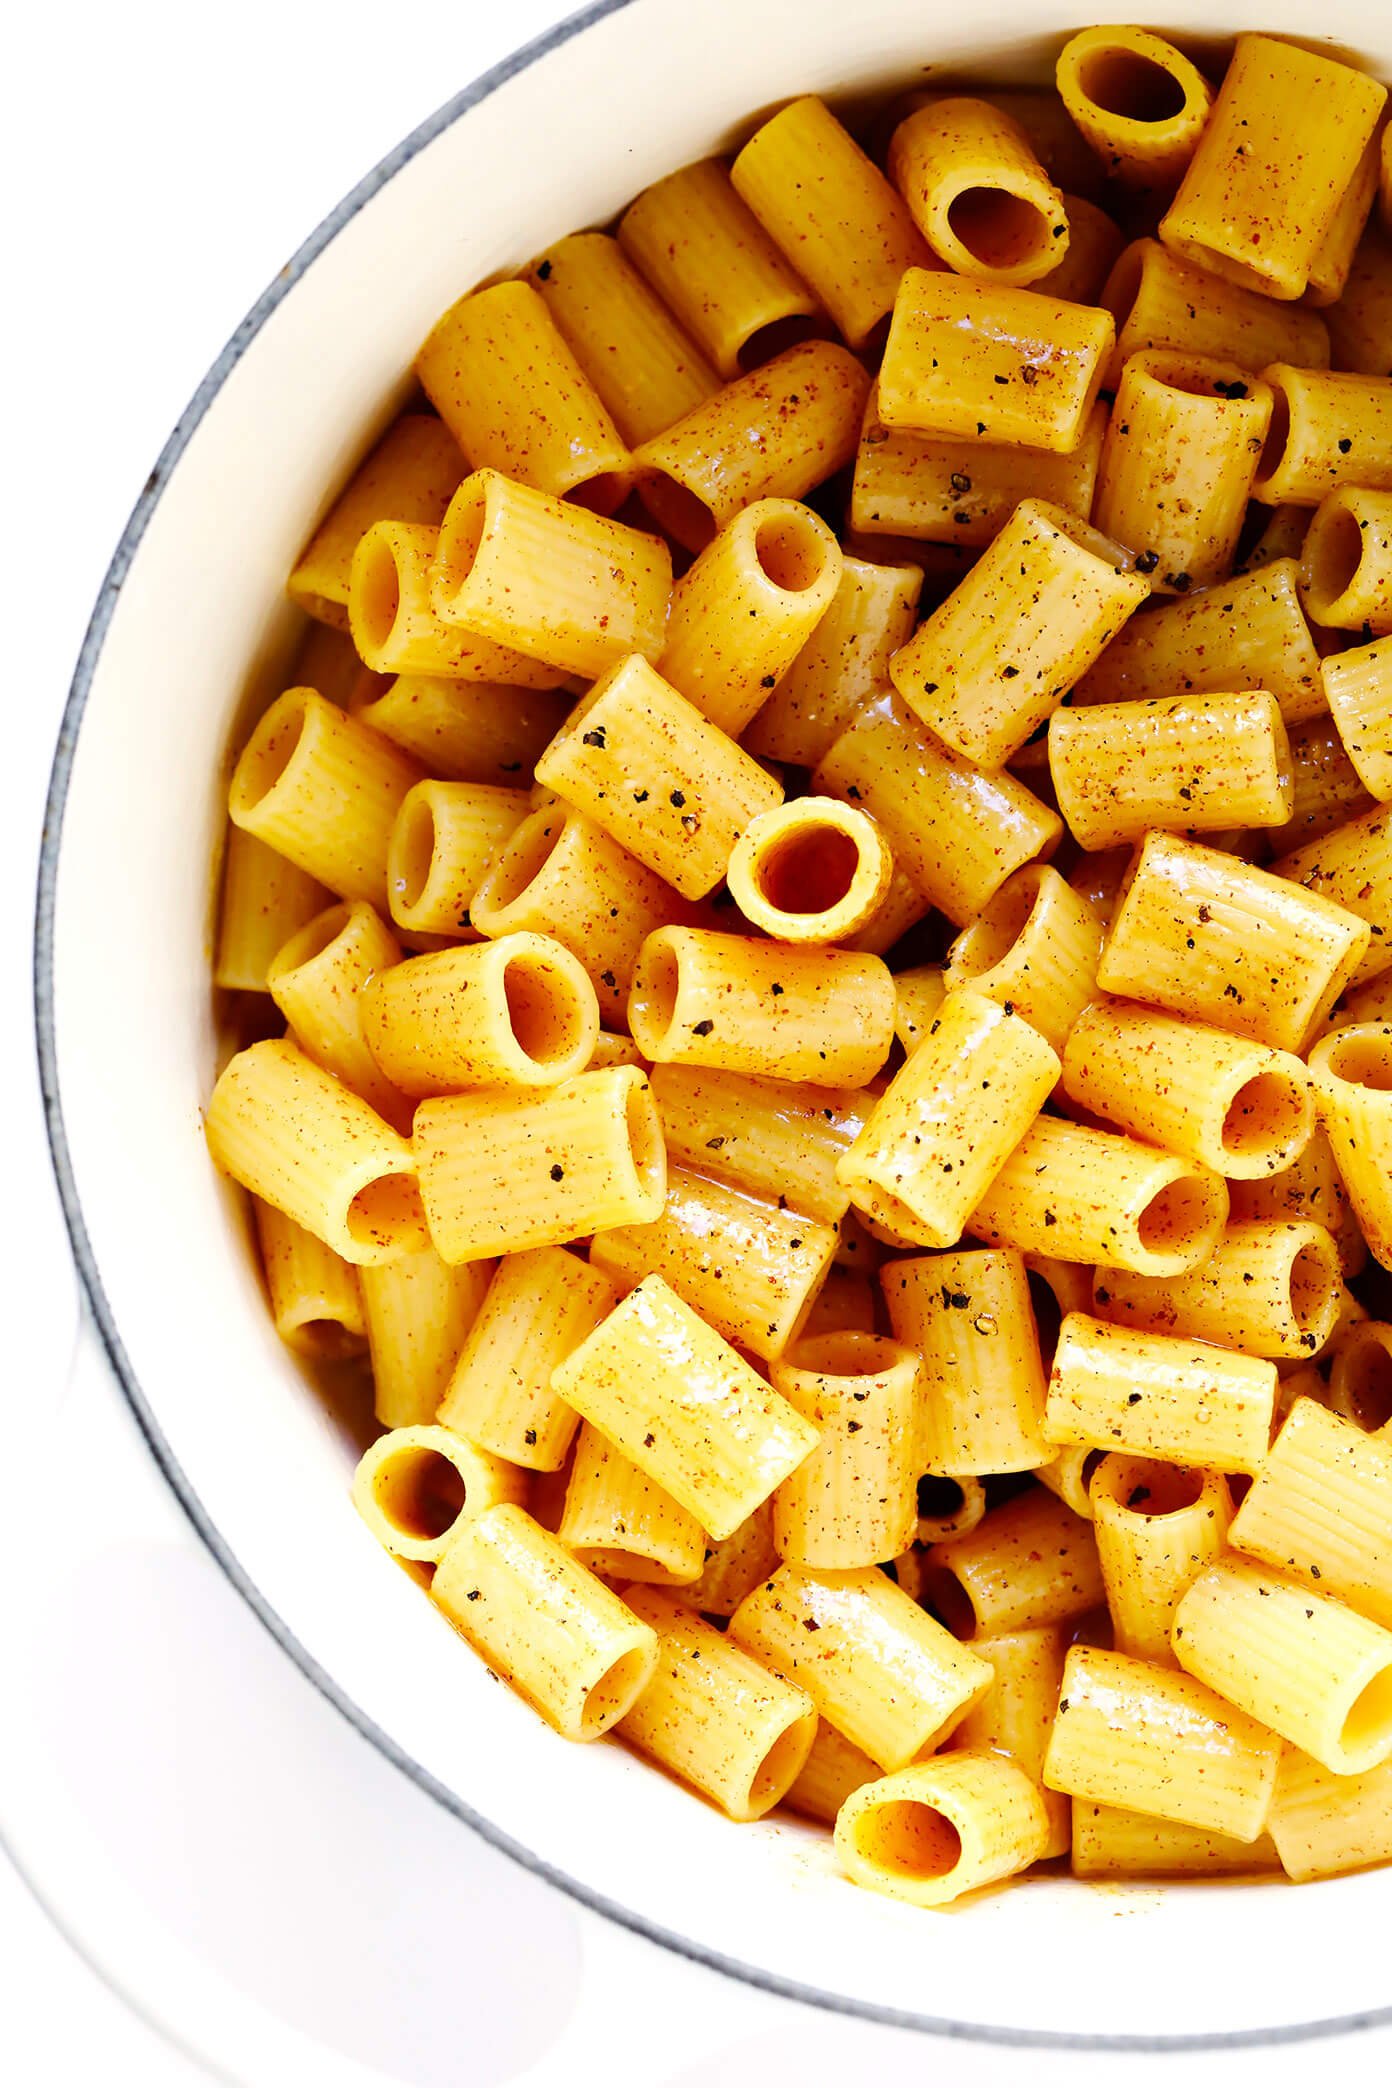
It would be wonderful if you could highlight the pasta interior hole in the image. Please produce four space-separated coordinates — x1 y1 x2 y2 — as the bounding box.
853 1799 963 1882
354 533 404 651
757 824 861 916
292 1316 364 1362
1341 1666 1392 1759
630 935 680 1045
748 1713 817 1812
795 1329 894 1378
1076 48 1188 122
946 187 1053 272
640 472 717 551
581 1644 652 1734
235 694 310 811
504 951 588 1067
1305 504 1366 608
1143 358 1252 403
375 1447 468 1543
1289 1239 1337 1338
1136 1174 1220 1258
1102 1458 1204 1518
270 902 353 982
1258 388 1292 483
1221 1068 1310 1161
475 812 564 918
1337 1330 1392 1431
917 1474 966 1523
754 512 832 594
921 1565 977 1640
569 470 627 518
1321 1032 1392 1092
394 795 438 909
737 312 821 375
1025 1271 1064 1368
346 1172 426 1251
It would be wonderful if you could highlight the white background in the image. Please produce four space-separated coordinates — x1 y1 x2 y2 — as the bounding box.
5 1 1392 2081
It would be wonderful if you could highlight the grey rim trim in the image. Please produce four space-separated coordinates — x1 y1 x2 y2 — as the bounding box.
31 0 1390 2051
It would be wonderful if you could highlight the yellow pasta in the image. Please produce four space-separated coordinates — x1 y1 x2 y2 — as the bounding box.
1045 1311 1277 1473
1055 28 1212 190
891 965 947 1054
921 1487 1105 1638
731 96 931 350
883 1249 1051 1476
783 1722 880 1825
1104 238 1329 391
1276 803 1392 989
1033 1446 1104 1523
355 674 567 789
813 688 1063 928
254 1200 366 1361
726 799 892 947
743 553 922 766
939 867 1101 1057
1096 830 1372 1052
1043 1642 1281 1839
289 619 387 710
265 899 410 1130
1324 638 1392 801
1072 1802 1279 1878
1252 366 1392 506
841 866 930 957
1329 1319 1392 1432
888 97 1068 286
524 230 719 446
206 1038 426 1265
729 1561 992 1770
835 1752 1049 1908
618 1588 818 1819
415 279 629 510
551 1274 819 1541
633 339 869 551
557 1423 707 1585
950 1624 1070 1858
879 268 1112 452
1092 1221 1343 1362
628 925 895 1087
1300 487 1392 634
1230 1395 1392 1629
669 1502 781 1620
347 522 569 686
1268 1744 1392 1881
1090 1455 1231 1667
288 415 465 626
352 1423 526 1564
535 654 783 901
1306 1024 1392 1268
1050 691 1293 850
432 1504 658 1740
431 469 671 680
590 1164 837 1364
1308 136 1384 310
1035 194 1124 306
1269 710 1376 855
657 499 842 737
360 935 599 1099
384 778 528 938
801 1265 878 1342
438 1246 613 1470
647 1063 867 1228
359 1242 491 1430
889 499 1147 769
911 1474 990 1546
1325 222 1392 379
1158 35 1386 302
769 1332 922 1569
214 826 329 994
838 990 1059 1249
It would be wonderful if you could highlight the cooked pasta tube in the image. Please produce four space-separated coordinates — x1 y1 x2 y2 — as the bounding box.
850 384 1106 549
813 688 1063 929
1090 1455 1231 1666
648 1064 868 1227
838 991 1059 1249
940 868 1101 1056
1335 973 1392 1029
1094 352 1274 595
1096 831 1371 1052
415 280 629 510
843 867 930 958
1300 488 1392 634
1033 1447 1104 1522
1055 28 1211 191
590 1164 837 1363
1158 35 1386 302
214 827 329 994
1229 1128 1365 1278
551 1275 819 1541
835 1753 1049 1908
801 1265 878 1341
921 1487 1105 1638
1307 136 1383 310
954 87 1109 199
359 1243 491 1429
254 1201 366 1361
1306 1025 1392 1267
888 97 1068 287
432 1505 658 1740
783 1722 880 1825
1270 711 1375 854
731 96 931 350
356 675 567 789
1070 557 1323 725
1325 639 1392 801
438 1247 613 1470
657 500 842 736
951 1623 1071 1859
352 1424 525 1564
347 523 568 685
1042 1643 1280 1839
670 1502 780 1620
968 1117 1228 1279
1173 1559 1392 1777
384 779 528 938
470 806 687 1023
414 1066 665 1263
1230 1396 1392 1627
1269 1744 1392 1881
1050 691 1293 850
1060 1001 1314 1181
743 553 922 766
883 1250 1050 1476
289 619 386 710
768 1333 921 1569
1237 505 1312 573
288 415 465 626
878 269 1112 452
431 470 671 679
729 1562 992 1770
726 799 892 945
618 1588 818 1819
229 689 423 907
628 926 895 1088
206 1038 426 1265
1092 1221 1343 1362
890 499 1147 769
266 900 410 1130
618 157 820 382
1035 194 1124 306
557 1424 706 1585
892 966 947 1054
1072 1802 1279 1878
1252 367 1392 505
1330 1321 1392 1433
1045 1311 1277 1473
535 656 782 902
633 340 868 551
1385 123 1392 230
1325 223 1392 378
361 936 598 1099
912 1475 990 1547
1276 805 1392 990
524 231 719 445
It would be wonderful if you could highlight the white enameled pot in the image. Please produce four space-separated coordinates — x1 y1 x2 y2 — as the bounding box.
37 0 1392 2048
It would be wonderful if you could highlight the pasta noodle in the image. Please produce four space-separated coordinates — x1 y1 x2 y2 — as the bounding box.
1055 28 1212 191
887 97 1068 287
834 1753 1049 1908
